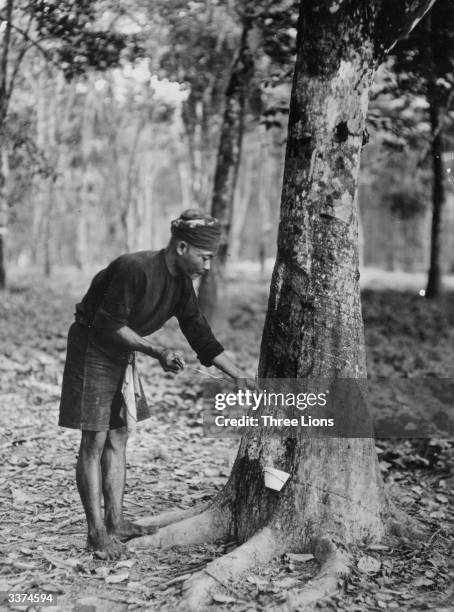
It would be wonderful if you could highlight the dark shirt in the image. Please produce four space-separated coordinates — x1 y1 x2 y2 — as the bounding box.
75 249 224 366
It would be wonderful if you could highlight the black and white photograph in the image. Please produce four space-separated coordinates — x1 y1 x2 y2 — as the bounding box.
0 1 453 610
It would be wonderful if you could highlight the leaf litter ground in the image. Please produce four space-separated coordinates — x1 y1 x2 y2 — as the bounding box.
0 266 452 611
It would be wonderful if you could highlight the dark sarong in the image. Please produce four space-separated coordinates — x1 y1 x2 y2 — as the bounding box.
58 322 151 431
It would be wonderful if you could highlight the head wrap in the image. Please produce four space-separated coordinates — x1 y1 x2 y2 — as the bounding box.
170 209 221 251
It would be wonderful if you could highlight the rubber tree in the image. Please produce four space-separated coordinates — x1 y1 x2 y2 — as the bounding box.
0 0 14 289
381 2 454 297
197 18 254 323
426 72 445 297
198 0 299 322
425 11 446 298
132 1 436 609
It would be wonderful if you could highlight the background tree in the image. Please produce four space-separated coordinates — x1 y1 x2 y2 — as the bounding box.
149 0 240 209
131 1 436 609
197 14 255 322
198 0 298 322
0 0 131 288
372 1 454 297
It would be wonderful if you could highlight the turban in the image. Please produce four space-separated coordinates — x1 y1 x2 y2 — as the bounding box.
170 209 221 251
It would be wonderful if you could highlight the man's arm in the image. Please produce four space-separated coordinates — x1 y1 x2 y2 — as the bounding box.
211 353 243 380
103 326 184 373
212 353 256 388
177 285 254 382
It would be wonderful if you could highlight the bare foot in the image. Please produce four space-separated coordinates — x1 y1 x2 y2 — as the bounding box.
86 528 127 560
106 520 158 542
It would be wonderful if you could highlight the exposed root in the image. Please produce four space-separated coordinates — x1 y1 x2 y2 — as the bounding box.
388 511 426 541
128 506 230 551
179 526 284 611
384 487 427 541
280 537 350 611
134 502 209 529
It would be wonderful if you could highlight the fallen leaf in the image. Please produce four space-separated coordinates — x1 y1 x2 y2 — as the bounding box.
246 575 268 586
39 584 64 594
43 553 85 571
435 494 449 504
105 571 129 584
274 577 301 588
127 581 143 591
367 544 390 551
212 593 237 604
114 559 135 570
11 487 29 507
357 555 381 574
413 577 434 587
286 553 315 562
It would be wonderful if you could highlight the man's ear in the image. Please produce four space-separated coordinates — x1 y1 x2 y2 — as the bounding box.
176 240 188 256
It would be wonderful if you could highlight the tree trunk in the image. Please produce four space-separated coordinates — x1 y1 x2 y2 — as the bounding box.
177 159 192 212
132 1 437 608
0 146 8 289
198 21 254 323
425 18 445 298
425 108 444 298
137 147 154 251
182 97 207 209
0 0 13 290
230 144 254 261
257 125 272 274
44 176 56 277
226 5 383 549
75 201 88 270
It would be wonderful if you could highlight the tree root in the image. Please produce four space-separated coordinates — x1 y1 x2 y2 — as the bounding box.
179 526 284 611
279 538 350 611
384 485 428 541
134 502 209 529
128 505 230 551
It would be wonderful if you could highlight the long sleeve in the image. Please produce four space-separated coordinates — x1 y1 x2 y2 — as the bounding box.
92 258 146 331
176 285 224 366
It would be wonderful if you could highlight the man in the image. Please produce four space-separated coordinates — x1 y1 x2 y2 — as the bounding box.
59 209 249 559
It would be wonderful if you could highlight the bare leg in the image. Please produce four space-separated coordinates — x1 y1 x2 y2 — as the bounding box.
102 427 156 541
101 426 127 534
76 430 125 559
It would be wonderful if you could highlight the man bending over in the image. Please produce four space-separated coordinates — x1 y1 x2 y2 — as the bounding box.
59 209 248 559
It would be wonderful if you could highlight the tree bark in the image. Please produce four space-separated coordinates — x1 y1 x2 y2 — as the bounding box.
198 20 254 323
225 0 384 547
182 96 208 209
257 125 272 274
0 148 9 289
230 145 254 261
0 0 14 289
425 101 444 298
425 15 444 299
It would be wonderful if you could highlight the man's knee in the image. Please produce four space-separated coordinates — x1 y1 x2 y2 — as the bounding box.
80 430 108 457
106 426 128 452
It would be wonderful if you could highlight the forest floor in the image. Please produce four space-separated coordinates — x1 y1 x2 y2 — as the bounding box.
0 264 453 612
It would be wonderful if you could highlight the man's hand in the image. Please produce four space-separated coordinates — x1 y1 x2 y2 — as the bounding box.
235 377 260 393
159 349 185 373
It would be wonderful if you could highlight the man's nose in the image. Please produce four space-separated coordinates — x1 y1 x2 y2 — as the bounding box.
204 259 211 271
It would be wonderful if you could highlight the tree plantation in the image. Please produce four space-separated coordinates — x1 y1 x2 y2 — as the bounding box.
0 1 453 611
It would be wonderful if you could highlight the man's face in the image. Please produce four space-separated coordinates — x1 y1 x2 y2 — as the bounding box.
176 242 214 279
